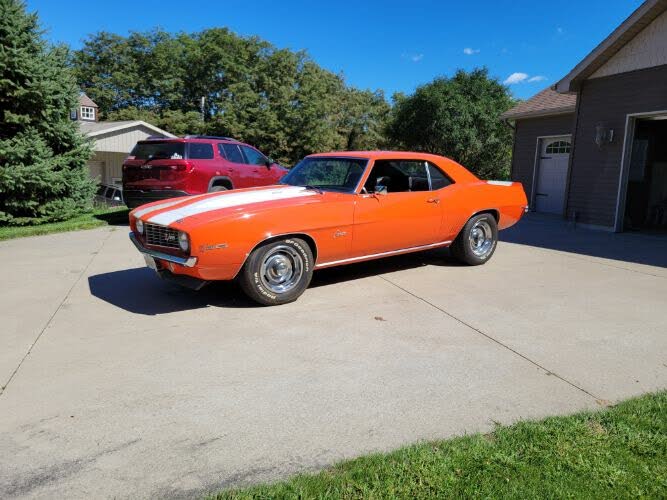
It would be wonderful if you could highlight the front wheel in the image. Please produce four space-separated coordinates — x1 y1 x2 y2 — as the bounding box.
238 238 314 306
451 213 498 265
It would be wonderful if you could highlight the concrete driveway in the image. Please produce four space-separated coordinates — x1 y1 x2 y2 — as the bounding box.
1 215 666 499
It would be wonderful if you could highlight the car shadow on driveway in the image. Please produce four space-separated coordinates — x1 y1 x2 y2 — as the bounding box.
88 267 256 315
88 251 462 314
311 248 463 288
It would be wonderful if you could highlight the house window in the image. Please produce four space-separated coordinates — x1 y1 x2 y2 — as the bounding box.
80 106 95 120
545 140 571 154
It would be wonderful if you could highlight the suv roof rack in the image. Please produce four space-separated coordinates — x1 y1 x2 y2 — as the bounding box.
183 135 239 142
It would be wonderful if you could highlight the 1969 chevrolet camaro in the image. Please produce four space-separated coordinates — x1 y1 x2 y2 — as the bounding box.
129 151 528 305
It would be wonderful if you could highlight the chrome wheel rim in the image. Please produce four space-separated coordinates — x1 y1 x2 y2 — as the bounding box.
468 220 494 257
260 245 304 294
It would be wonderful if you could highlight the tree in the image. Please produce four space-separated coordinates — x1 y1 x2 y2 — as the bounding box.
386 68 516 179
72 28 390 165
0 0 94 225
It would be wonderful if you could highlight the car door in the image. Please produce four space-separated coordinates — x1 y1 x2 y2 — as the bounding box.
351 159 442 257
219 143 247 187
240 145 276 185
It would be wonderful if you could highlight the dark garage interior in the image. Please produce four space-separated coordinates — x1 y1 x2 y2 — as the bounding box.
624 117 667 233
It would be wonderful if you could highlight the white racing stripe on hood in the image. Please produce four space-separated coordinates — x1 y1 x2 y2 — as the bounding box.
147 186 317 226
133 193 208 218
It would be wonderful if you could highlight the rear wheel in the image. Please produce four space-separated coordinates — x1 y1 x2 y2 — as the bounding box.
451 213 498 265
239 238 314 306
209 185 228 192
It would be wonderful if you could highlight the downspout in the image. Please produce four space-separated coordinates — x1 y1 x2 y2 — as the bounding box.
562 88 582 224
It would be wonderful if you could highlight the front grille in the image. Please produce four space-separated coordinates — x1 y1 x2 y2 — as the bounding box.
145 223 180 249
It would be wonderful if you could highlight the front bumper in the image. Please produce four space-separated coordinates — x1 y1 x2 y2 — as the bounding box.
129 232 197 268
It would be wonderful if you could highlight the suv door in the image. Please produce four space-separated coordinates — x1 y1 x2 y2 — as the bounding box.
240 145 279 185
219 143 247 187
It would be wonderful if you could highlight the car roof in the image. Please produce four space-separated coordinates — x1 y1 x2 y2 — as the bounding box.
306 151 479 182
307 150 445 161
137 137 249 146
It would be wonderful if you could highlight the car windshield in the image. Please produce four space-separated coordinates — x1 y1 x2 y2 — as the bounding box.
280 157 368 193
129 142 185 160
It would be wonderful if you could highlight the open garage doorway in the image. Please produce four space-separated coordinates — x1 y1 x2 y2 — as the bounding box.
622 115 667 233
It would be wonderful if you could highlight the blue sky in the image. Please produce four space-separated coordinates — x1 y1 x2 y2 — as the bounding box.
28 0 643 100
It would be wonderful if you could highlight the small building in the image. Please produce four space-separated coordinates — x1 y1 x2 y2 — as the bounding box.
74 93 175 186
502 0 667 232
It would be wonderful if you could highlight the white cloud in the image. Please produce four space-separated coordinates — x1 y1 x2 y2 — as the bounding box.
463 47 480 55
503 72 548 85
402 52 424 62
503 72 529 85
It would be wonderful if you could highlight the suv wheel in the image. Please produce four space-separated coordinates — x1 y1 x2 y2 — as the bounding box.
209 185 228 192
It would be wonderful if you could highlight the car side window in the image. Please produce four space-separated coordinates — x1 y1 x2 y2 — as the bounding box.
217 144 227 159
188 143 214 159
427 162 453 190
363 160 429 193
240 145 268 166
221 143 244 164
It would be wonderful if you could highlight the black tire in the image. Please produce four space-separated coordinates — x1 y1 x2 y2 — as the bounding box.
239 237 314 306
209 185 228 192
451 213 498 266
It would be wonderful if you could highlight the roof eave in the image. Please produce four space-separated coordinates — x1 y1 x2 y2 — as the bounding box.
84 120 176 138
555 0 667 93
500 106 576 121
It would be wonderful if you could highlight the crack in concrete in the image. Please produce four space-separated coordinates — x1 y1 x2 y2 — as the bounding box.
378 275 601 402
0 229 114 398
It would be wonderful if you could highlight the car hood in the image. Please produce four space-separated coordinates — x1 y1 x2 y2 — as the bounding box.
133 185 336 226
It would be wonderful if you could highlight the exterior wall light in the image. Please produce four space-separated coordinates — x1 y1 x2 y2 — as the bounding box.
595 123 614 148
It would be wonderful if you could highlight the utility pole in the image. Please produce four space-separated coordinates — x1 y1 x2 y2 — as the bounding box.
200 96 206 122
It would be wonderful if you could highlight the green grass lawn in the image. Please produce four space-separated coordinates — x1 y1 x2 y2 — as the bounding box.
0 206 129 241
213 391 666 499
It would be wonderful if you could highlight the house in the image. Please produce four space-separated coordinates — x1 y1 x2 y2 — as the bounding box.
74 93 175 186
502 0 667 232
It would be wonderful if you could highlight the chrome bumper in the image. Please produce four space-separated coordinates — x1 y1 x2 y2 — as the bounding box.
129 232 197 268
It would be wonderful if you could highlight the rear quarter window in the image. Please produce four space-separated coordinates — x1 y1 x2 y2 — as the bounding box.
428 162 454 189
187 143 214 159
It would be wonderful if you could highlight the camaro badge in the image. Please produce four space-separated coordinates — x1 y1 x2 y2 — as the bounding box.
199 243 228 252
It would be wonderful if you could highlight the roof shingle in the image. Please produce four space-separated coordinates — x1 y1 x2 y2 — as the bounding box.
500 87 576 120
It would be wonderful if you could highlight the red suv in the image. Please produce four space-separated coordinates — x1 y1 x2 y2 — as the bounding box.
122 136 287 208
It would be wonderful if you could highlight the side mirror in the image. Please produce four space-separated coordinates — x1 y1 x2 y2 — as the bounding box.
265 157 274 169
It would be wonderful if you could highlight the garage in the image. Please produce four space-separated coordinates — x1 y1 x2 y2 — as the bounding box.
534 136 571 214
504 0 667 231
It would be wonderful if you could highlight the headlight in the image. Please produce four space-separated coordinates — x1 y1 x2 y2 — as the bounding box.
136 218 144 234
178 231 190 252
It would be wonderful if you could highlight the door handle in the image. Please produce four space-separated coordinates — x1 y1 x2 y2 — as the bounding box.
427 198 440 204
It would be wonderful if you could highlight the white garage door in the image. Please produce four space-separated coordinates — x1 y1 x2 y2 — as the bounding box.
534 137 570 214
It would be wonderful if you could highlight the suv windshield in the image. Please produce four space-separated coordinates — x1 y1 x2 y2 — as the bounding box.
129 142 185 160
280 157 367 193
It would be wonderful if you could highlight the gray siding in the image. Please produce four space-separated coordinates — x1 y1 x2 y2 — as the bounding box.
567 64 667 227
511 114 574 202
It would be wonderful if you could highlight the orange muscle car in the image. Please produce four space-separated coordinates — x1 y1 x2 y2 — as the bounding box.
129 151 528 305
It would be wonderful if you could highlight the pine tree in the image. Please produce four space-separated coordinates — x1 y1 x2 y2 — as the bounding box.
0 0 94 226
